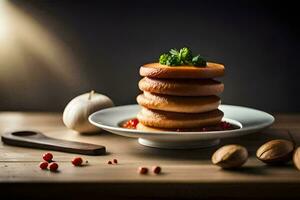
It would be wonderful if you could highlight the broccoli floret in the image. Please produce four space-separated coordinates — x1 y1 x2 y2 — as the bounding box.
166 54 181 66
179 47 193 64
159 53 169 65
192 55 206 67
158 47 207 67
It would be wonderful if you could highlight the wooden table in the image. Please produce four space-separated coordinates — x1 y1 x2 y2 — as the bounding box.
0 112 300 199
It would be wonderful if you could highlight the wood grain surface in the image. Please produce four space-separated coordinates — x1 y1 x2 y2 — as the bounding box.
0 112 300 199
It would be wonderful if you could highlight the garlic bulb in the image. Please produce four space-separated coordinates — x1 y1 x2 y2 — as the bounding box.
63 90 114 133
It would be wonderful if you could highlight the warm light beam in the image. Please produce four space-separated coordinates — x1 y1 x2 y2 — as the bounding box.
0 1 88 88
0 1 11 40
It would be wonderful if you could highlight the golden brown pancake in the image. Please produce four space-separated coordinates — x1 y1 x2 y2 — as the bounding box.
136 123 170 132
140 62 225 79
137 107 223 128
136 123 205 132
137 92 220 113
139 77 224 96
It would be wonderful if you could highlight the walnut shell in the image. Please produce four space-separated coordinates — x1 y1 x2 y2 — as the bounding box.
212 144 248 169
293 147 300 170
256 139 294 165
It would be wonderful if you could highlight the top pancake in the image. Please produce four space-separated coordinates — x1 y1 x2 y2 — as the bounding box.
140 62 225 79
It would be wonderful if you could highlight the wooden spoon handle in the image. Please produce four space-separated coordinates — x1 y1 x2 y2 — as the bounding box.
1 131 106 155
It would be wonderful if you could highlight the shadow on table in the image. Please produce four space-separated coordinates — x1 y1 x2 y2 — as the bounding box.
128 129 291 162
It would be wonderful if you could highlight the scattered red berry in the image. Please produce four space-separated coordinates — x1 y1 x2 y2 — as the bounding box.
138 167 148 174
43 152 53 162
107 161 112 164
39 161 48 170
72 157 83 166
113 159 118 164
49 162 59 172
152 166 161 174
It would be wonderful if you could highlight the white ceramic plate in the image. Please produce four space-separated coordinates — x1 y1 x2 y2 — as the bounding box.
89 104 274 149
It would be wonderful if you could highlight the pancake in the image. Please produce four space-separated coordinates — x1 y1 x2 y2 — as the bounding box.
136 123 206 132
139 77 224 96
140 62 225 79
137 107 223 128
137 92 220 113
137 123 170 132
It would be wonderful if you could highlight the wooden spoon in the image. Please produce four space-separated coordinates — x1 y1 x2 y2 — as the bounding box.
1 130 106 155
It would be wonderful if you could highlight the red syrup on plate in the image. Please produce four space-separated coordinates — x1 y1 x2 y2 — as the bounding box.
122 118 139 129
121 118 240 131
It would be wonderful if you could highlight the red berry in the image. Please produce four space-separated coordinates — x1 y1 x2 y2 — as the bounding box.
113 159 118 164
49 162 58 172
72 157 83 166
138 167 148 174
43 152 53 162
107 161 112 164
152 166 161 174
39 162 48 170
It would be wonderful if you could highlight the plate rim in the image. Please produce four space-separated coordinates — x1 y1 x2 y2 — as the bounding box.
89 104 275 136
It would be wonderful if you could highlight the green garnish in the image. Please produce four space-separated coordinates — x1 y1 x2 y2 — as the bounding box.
166 55 181 66
159 54 169 65
159 53 180 66
159 47 206 67
192 55 206 66
179 47 193 64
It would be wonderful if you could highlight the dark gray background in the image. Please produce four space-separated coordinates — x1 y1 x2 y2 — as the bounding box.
1 0 299 112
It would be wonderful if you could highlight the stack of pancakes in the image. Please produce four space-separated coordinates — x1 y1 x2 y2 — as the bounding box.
136 62 225 131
